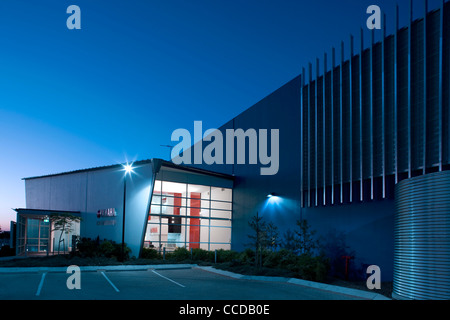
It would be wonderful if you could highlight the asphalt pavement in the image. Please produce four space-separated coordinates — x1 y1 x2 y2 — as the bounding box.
0 264 389 300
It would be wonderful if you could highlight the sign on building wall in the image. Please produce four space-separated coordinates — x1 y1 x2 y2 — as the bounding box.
97 208 116 218
96 208 117 226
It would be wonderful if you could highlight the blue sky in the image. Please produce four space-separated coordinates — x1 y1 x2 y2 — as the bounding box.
0 0 439 230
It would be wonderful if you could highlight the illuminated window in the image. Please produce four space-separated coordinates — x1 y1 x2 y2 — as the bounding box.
144 180 232 252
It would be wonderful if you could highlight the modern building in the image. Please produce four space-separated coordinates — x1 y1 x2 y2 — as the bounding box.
16 160 234 257
13 1 449 299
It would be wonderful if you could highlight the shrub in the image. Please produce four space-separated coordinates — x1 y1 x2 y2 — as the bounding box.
75 237 131 260
141 247 161 260
191 248 215 262
111 242 131 260
99 241 115 258
296 254 328 282
0 245 15 257
263 249 296 269
216 249 239 263
237 248 255 265
75 237 99 257
170 247 190 261
259 249 328 282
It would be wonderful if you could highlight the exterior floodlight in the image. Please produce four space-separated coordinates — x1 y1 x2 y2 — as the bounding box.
123 163 134 174
266 193 281 205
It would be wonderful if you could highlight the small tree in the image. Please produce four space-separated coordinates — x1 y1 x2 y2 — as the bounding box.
247 212 266 268
50 213 81 255
280 229 298 251
264 222 279 252
247 212 279 268
281 219 318 256
294 219 318 255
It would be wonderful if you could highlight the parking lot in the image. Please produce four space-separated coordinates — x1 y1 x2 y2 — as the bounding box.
0 266 371 300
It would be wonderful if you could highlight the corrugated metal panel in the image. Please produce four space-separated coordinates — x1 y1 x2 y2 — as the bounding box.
393 170 450 300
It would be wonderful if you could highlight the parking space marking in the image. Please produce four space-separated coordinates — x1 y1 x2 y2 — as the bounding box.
35 272 47 296
101 271 120 292
151 269 185 288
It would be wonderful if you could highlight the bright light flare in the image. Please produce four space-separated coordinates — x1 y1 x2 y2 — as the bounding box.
123 163 134 174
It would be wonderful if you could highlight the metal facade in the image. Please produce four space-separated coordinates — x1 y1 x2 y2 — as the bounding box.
300 1 450 208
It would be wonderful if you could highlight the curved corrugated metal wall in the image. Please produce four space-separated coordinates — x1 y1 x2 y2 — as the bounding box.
393 171 450 300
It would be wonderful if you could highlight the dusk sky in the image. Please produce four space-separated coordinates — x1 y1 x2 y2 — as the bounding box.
0 0 438 230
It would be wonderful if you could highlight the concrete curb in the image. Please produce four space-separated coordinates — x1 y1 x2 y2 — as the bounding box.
0 264 198 273
196 266 390 300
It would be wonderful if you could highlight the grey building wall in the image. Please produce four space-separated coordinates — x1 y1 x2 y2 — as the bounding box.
24 161 155 257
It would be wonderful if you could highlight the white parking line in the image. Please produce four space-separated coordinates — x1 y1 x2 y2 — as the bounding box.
151 269 186 288
101 271 120 292
36 272 47 296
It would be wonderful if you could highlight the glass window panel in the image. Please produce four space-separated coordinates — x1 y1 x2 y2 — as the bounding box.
211 187 232 202
186 217 209 226
210 210 231 220
182 206 189 216
160 205 177 215
144 223 160 246
210 219 232 228
27 245 38 252
162 194 187 206
198 208 210 218
167 215 183 234
162 181 187 195
200 199 210 210
210 226 231 243
27 219 39 238
199 225 209 244
167 231 185 247
186 225 209 244
188 184 210 200
210 201 232 210
153 180 162 192
40 226 49 239
150 204 162 214
148 214 161 223
160 241 184 252
40 240 48 251
187 198 210 210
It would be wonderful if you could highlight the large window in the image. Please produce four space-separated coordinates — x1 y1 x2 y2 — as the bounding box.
144 180 232 252
16 216 50 254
